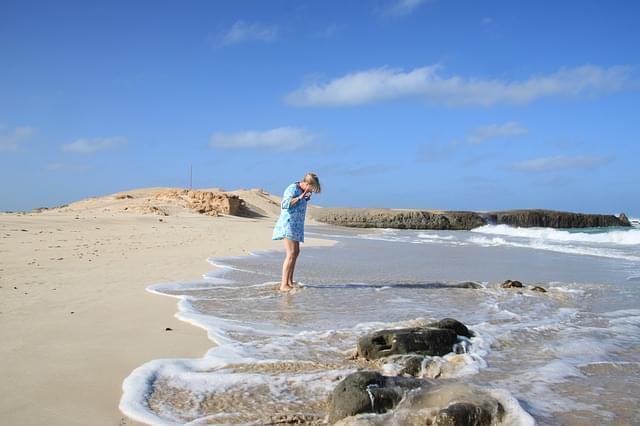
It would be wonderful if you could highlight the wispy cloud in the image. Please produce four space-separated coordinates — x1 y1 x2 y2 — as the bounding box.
466 122 528 144
285 65 634 107
384 0 429 16
0 124 36 152
210 127 317 151
61 137 127 154
215 20 278 47
481 17 494 25
512 155 609 172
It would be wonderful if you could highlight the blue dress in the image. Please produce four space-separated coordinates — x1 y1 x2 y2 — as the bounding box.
272 183 308 243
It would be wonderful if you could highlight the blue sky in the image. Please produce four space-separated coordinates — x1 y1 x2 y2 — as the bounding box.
1 0 639 215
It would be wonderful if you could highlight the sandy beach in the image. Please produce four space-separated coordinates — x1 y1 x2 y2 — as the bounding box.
0 187 332 425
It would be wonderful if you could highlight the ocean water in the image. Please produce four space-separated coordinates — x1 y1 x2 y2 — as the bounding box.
120 221 640 425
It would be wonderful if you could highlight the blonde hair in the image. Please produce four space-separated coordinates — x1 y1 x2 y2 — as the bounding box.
303 172 321 193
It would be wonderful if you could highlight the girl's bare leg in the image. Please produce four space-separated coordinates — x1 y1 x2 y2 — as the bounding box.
280 239 300 291
287 241 300 287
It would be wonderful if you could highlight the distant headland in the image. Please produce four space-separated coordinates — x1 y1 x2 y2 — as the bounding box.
310 208 631 230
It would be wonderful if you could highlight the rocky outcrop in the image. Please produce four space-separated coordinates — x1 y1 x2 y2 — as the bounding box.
328 371 428 422
329 319 528 424
500 279 523 289
358 327 457 360
310 208 486 230
435 402 497 426
330 375 506 425
155 189 245 216
357 319 471 361
501 280 548 293
486 209 630 228
311 208 631 230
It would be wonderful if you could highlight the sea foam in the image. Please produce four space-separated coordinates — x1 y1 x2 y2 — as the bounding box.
471 224 640 245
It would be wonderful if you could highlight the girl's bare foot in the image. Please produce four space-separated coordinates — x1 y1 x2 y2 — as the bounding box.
279 284 292 292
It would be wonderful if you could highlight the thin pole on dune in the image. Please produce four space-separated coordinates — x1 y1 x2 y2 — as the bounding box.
189 164 193 190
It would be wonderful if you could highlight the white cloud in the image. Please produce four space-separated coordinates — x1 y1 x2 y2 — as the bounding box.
511 155 609 172
385 0 429 16
62 137 127 154
215 21 278 47
482 17 494 25
210 127 317 151
467 122 528 144
285 65 634 107
0 125 36 152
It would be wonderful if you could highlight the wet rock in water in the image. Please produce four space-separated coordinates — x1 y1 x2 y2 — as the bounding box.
426 318 474 339
453 281 483 289
328 371 429 423
500 279 523 288
399 383 505 426
333 382 507 426
530 286 547 293
398 355 425 376
434 401 501 426
357 318 473 361
422 357 445 379
358 327 457 360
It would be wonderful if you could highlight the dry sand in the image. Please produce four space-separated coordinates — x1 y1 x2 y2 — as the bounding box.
0 187 333 425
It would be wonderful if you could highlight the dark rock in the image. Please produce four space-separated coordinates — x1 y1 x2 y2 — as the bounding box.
434 401 502 426
398 355 425 376
501 279 523 288
364 383 509 426
165 327 173 331
427 318 474 339
530 286 547 293
328 371 428 423
310 208 485 230
329 370 381 421
619 213 630 225
357 327 458 360
486 209 630 228
453 281 483 289
310 208 630 230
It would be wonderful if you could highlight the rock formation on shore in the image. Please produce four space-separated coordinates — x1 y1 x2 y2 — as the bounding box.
310 209 486 230
357 318 473 361
329 318 518 425
311 207 630 230
484 209 631 228
154 189 245 216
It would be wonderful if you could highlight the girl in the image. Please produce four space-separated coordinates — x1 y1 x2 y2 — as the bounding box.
272 173 321 292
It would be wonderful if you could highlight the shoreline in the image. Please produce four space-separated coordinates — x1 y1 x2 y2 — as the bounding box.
123 225 639 424
0 197 333 425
